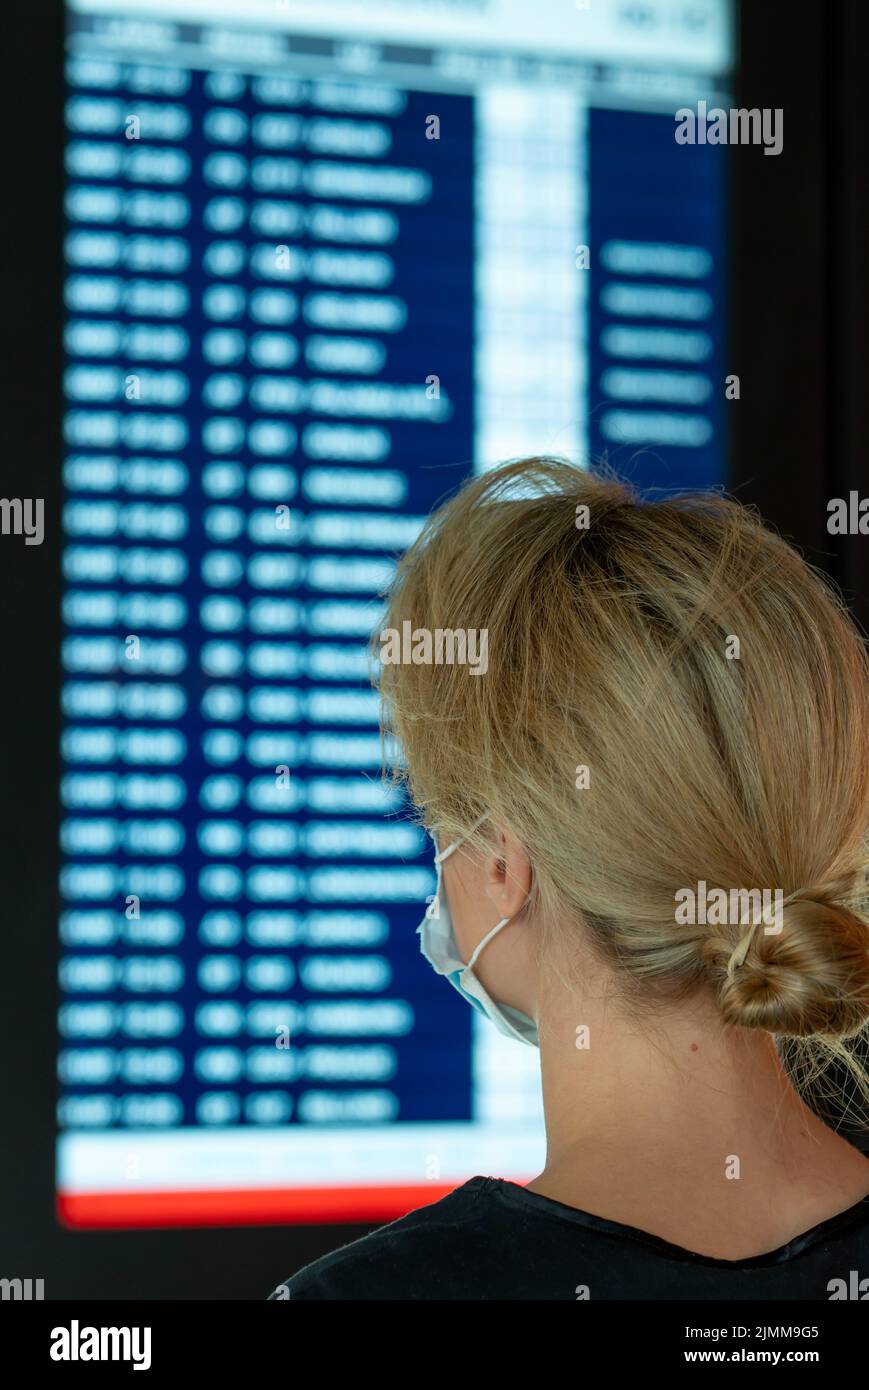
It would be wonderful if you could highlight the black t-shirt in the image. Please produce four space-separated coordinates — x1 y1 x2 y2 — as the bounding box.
268 1176 869 1300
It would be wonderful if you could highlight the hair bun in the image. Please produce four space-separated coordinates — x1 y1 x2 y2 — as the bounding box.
703 897 869 1038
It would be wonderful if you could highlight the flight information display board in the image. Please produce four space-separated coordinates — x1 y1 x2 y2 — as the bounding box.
58 0 734 1227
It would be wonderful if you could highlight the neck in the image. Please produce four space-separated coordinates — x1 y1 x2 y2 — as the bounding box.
528 982 869 1258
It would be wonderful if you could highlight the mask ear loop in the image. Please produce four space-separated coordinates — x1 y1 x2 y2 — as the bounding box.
466 917 512 971
432 809 491 866
434 812 520 971
434 811 536 944
424 812 492 921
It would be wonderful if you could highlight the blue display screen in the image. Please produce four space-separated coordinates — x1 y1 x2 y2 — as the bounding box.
57 0 734 1227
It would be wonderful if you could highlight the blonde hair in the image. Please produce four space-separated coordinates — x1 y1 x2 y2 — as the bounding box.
375 457 869 1125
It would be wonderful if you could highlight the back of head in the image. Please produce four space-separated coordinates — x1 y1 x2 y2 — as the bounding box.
377 457 869 1118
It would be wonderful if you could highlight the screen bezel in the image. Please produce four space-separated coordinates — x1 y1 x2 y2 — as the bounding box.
4 0 869 1299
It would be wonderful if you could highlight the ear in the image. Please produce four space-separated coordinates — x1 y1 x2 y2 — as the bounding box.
483 823 533 920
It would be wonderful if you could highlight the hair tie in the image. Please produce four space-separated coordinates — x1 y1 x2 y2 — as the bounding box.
725 885 806 977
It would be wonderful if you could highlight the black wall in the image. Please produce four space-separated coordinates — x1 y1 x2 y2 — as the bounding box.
730 0 869 637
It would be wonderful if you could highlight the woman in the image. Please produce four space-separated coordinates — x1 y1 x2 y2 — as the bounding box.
272 456 869 1300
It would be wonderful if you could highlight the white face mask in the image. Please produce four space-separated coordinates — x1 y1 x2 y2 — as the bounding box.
416 812 539 1047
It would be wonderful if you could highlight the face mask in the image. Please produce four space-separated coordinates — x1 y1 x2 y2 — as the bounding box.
417 812 539 1047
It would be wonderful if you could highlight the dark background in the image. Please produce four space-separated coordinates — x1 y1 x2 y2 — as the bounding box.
1 0 869 1298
